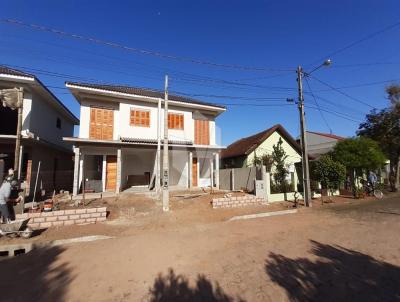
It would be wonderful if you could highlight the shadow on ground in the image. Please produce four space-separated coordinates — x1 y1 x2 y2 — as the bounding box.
0 245 73 302
265 240 400 301
148 268 245 302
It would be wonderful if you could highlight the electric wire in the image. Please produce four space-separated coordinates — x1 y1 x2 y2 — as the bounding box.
304 76 332 133
0 18 294 72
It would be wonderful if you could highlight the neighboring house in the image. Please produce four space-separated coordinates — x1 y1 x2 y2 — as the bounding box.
301 131 345 158
221 124 302 187
64 82 226 195
0 66 79 196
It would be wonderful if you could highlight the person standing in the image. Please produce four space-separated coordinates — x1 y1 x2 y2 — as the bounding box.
0 178 11 223
368 171 377 190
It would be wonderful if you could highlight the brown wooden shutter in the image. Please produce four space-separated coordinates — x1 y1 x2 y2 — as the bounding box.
89 107 114 140
194 120 209 145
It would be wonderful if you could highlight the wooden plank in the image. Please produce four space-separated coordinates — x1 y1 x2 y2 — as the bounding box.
106 155 117 190
192 157 198 187
194 119 209 145
89 107 114 140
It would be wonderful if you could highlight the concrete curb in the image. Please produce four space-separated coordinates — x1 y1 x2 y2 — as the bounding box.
229 209 298 221
0 235 113 259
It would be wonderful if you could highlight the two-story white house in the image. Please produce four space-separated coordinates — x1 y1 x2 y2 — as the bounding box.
64 82 226 195
0 66 79 196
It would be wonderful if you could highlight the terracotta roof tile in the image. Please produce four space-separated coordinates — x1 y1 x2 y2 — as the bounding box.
66 81 226 109
221 124 302 159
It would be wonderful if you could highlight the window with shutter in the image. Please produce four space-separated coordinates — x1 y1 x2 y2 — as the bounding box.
89 107 114 140
168 113 184 130
130 109 150 127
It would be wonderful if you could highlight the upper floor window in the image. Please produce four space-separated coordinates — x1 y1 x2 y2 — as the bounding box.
168 113 184 130
56 117 62 129
130 109 150 127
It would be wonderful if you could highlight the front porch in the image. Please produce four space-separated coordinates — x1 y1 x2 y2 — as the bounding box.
72 143 221 196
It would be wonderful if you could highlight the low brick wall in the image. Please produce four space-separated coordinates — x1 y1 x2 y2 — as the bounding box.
15 207 107 229
212 195 266 209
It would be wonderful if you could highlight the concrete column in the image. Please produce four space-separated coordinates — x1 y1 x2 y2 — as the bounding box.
210 157 214 188
231 168 235 191
215 152 220 190
116 148 122 194
78 156 84 190
189 151 193 188
72 147 80 196
102 155 106 192
266 172 271 196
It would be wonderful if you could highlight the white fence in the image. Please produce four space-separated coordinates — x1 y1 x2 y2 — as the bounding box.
220 166 301 202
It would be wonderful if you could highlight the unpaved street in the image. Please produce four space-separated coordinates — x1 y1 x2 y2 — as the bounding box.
1 195 400 302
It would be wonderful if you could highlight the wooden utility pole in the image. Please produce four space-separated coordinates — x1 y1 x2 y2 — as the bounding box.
162 75 169 211
14 89 23 177
297 66 312 207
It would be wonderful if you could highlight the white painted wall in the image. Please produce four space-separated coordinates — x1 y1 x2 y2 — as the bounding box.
28 93 74 150
21 92 32 132
79 98 219 145
246 131 302 167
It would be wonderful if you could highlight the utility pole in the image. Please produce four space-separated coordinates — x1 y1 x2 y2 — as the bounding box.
14 88 24 178
162 75 169 211
297 66 312 207
156 98 161 195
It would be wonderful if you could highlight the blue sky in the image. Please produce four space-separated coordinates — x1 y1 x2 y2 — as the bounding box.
1 0 399 145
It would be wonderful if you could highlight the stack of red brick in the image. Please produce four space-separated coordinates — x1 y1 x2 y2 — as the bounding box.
212 195 266 209
15 207 107 229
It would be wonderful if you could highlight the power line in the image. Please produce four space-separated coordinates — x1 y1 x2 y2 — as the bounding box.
169 91 290 101
304 76 332 133
305 105 363 123
308 19 400 66
0 18 294 72
309 93 366 117
309 75 376 109
332 62 400 68
313 78 400 92
0 42 297 92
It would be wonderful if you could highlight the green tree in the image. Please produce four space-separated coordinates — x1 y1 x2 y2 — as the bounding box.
271 138 289 193
252 153 274 172
386 84 400 105
311 155 346 202
358 86 400 191
331 137 386 196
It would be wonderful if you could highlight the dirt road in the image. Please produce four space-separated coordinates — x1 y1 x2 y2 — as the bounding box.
1 195 400 301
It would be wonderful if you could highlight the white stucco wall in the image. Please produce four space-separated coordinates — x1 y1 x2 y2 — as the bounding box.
28 93 74 150
21 92 32 132
79 98 218 145
246 131 302 167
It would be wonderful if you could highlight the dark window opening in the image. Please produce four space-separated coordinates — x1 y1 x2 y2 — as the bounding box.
0 106 17 134
56 117 61 129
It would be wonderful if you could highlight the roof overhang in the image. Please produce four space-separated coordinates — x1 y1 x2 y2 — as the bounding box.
0 134 73 154
63 137 225 150
0 72 79 125
66 83 226 116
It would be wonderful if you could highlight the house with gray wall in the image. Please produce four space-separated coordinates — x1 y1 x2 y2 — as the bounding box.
0 66 79 196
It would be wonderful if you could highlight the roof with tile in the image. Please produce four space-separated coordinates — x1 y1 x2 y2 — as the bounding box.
221 124 302 159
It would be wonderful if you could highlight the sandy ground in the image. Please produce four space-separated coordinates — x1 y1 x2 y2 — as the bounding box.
0 191 290 245
0 193 399 301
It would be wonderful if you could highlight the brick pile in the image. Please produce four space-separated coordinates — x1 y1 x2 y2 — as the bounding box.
212 195 266 209
15 207 107 229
